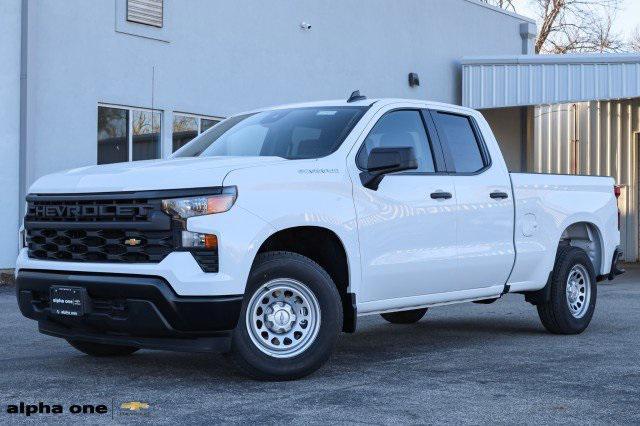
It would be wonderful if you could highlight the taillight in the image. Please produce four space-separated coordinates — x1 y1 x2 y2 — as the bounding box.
614 185 621 230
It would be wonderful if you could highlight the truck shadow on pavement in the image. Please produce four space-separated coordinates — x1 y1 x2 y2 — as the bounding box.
44 315 548 382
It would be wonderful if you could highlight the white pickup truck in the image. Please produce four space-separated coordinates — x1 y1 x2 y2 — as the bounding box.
16 93 624 380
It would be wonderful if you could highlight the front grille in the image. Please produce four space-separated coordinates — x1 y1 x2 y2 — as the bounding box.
25 194 174 264
26 228 173 263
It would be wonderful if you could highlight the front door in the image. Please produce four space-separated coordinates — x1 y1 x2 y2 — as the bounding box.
351 109 459 303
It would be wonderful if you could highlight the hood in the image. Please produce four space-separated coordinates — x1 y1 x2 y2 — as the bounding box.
29 156 286 194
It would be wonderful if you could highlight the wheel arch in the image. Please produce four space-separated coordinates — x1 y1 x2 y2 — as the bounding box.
252 225 357 333
558 220 604 275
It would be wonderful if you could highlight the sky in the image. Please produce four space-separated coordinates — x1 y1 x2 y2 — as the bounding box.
515 0 640 40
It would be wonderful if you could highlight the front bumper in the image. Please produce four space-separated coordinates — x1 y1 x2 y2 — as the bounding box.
16 270 243 352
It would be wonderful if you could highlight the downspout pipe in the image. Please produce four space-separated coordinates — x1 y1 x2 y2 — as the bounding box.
19 0 28 219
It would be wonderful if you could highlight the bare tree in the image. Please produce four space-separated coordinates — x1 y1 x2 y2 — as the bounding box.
544 11 624 53
534 0 623 53
484 0 624 54
480 0 516 11
630 27 640 51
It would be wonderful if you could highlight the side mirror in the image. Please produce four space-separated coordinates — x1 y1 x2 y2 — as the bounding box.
359 147 418 190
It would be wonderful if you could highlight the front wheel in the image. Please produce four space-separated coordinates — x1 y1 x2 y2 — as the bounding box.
231 251 343 380
537 246 597 334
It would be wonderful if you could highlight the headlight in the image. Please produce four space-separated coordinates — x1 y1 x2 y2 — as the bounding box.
162 187 237 219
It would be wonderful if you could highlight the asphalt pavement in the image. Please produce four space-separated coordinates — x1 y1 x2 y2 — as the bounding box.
1 266 639 424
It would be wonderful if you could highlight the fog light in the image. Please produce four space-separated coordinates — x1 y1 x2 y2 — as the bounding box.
181 231 217 250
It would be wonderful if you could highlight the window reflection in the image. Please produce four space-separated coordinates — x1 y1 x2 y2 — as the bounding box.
172 115 198 152
201 118 219 132
97 105 162 165
172 114 221 152
98 107 129 165
133 110 161 161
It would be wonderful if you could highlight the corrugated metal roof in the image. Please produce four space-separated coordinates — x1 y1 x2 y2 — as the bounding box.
462 54 640 109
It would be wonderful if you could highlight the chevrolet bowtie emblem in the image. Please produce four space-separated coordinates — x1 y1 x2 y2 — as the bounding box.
120 401 149 411
124 238 142 246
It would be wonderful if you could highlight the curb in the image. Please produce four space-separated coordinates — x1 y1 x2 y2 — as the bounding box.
1 270 15 287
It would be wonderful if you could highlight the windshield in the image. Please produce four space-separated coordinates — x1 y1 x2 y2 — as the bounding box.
172 106 367 160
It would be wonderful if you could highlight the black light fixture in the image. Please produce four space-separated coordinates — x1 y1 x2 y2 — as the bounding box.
408 72 420 87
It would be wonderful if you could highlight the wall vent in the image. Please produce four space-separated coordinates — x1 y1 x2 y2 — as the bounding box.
127 0 163 28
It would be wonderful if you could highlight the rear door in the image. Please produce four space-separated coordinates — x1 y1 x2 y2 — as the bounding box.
429 109 515 290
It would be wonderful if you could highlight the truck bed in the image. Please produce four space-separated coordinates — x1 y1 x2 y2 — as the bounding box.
507 172 619 293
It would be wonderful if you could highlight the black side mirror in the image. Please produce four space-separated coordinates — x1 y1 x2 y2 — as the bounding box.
359 147 418 190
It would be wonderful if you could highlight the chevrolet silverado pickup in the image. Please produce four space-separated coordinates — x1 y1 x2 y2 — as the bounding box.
16 93 624 380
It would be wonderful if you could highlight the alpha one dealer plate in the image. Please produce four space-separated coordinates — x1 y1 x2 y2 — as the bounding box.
50 286 87 317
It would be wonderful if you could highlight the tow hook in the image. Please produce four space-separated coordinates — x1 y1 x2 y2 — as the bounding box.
607 248 625 280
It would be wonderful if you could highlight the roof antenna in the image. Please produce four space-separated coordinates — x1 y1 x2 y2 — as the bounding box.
347 90 367 103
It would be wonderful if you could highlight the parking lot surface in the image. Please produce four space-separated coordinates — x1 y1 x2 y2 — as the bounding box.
1 266 639 424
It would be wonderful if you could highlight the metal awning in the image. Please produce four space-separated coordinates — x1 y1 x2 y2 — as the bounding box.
462 54 640 109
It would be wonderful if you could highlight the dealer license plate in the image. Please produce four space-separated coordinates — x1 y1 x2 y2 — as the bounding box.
50 286 87 317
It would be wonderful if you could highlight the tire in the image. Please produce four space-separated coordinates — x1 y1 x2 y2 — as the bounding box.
67 340 139 357
381 308 428 324
231 251 343 381
537 246 597 335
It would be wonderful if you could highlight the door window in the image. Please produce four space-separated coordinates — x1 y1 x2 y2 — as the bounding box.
357 110 436 173
433 112 486 173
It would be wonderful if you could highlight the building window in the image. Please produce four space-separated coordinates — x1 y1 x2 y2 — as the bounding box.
127 0 163 28
172 113 222 152
98 105 162 165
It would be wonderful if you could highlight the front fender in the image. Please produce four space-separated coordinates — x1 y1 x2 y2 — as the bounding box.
186 206 276 295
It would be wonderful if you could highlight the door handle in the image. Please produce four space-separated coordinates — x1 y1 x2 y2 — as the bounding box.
490 191 509 199
430 191 452 200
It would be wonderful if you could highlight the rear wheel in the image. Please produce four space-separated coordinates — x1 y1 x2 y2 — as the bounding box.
381 308 428 324
67 340 139 357
231 251 342 380
537 246 597 334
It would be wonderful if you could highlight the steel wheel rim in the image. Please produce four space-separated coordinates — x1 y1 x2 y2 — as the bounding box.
565 264 591 319
246 278 321 358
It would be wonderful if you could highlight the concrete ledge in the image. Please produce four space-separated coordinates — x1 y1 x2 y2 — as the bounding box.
0 269 15 286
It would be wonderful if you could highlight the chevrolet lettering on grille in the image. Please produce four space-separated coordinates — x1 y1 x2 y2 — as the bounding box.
30 205 151 219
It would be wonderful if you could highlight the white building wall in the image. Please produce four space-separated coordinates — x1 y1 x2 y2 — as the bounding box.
22 0 530 186
534 99 640 261
0 0 22 268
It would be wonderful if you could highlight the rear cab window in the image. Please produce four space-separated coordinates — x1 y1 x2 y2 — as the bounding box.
431 111 489 174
